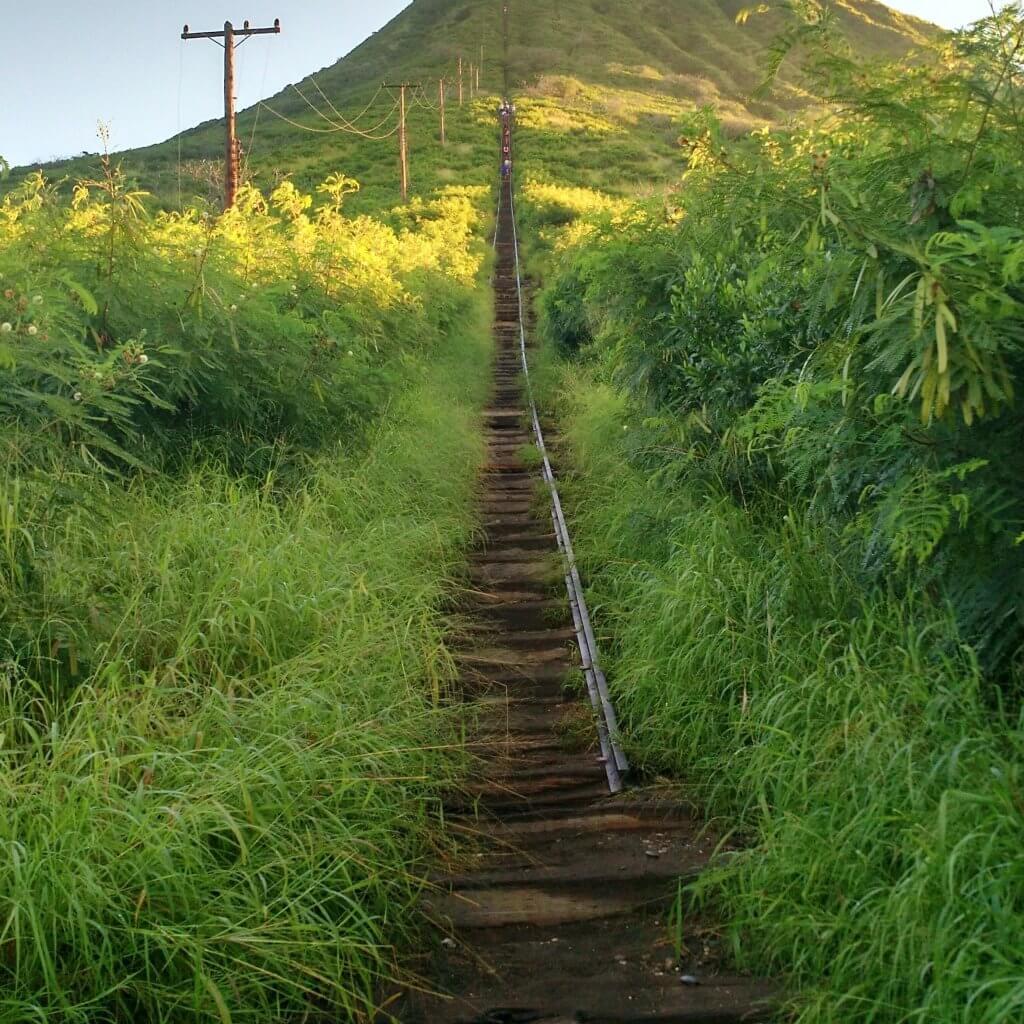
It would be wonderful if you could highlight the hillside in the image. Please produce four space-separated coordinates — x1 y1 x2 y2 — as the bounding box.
7 2 1020 1022
5 0 936 211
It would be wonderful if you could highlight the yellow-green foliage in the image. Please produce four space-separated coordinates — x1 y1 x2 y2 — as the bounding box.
0 164 489 473
517 179 635 259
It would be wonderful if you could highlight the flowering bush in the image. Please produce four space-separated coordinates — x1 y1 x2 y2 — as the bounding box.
0 165 487 471
0 157 492 1021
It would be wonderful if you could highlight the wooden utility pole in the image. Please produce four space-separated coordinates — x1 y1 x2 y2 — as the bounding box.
503 4 511 97
181 19 281 211
458 57 464 106
439 78 447 146
384 82 419 201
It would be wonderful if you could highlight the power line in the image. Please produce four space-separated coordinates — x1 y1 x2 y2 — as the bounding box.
411 85 440 112
309 78 385 131
260 99 399 140
289 82 399 139
242 42 274 184
176 40 185 210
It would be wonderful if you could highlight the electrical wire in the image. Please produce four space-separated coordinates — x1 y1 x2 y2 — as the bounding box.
259 99 400 140
289 82 399 138
309 77 385 131
411 85 440 112
242 41 273 183
176 41 185 210
290 81 376 134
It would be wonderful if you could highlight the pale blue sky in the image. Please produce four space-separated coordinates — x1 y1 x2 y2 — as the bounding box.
891 0 1007 27
1 2 408 167
0 1 1008 168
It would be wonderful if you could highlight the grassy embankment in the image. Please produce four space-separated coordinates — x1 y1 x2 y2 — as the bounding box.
521 7 1024 1023
0 156 493 1020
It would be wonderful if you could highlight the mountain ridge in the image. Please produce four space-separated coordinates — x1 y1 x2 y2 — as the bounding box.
6 1 938 210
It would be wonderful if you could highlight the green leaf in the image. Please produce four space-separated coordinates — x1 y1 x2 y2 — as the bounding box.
936 313 948 374
57 274 99 316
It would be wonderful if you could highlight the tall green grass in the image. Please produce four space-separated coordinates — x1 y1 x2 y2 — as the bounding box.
0 300 491 1022
557 373 1024 1023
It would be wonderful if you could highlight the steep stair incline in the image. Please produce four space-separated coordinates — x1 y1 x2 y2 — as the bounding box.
394 165 774 1024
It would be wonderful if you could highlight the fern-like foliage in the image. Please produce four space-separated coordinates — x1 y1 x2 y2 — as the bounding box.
539 7 1024 686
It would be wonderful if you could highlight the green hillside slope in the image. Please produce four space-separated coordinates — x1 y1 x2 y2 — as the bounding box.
6 0 935 211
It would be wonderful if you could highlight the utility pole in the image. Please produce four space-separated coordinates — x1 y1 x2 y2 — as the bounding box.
503 4 511 97
384 82 419 201
458 57 464 106
181 18 281 211
439 77 447 146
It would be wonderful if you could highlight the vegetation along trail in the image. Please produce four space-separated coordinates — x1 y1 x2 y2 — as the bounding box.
393 121 773 1024
6 1 1024 1021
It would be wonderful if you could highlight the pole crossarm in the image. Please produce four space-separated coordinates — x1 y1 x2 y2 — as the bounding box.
182 20 281 40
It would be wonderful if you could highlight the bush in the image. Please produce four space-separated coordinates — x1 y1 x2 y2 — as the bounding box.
533 11 1024 681
532 8 1024 1021
560 374 1024 1024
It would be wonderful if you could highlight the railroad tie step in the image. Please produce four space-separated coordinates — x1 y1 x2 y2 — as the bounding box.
403 969 775 1024
435 859 702 897
425 886 651 929
481 514 546 533
481 470 535 484
471 556 550 576
469 599 569 630
461 643 568 667
461 624 576 646
480 499 536 517
481 760 607 784
484 809 699 841
459 663 571 692
478 531 556 550
469 548 553 566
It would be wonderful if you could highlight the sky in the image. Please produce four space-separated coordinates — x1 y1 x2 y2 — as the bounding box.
889 0 1007 27
1 2 408 167
0 1 1010 168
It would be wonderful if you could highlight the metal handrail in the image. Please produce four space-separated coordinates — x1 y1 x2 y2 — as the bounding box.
495 173 630 793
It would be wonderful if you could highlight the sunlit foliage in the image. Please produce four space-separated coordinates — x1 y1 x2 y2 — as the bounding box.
538 8 1024 676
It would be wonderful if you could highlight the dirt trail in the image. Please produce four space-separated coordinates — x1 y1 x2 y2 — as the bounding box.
394 176 773 1024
